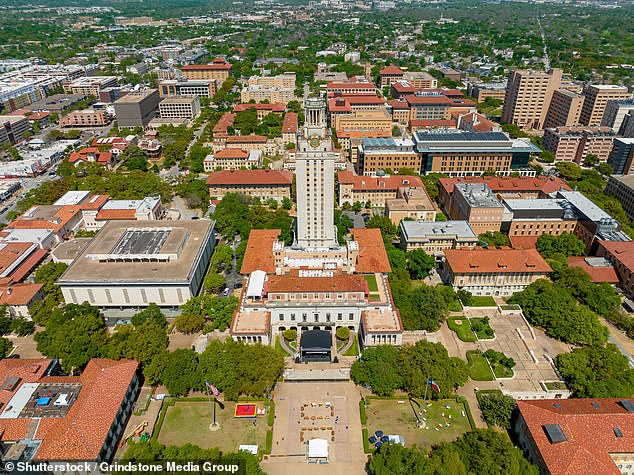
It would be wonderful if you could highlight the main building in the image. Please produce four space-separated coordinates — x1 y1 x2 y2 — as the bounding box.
230 99 403 351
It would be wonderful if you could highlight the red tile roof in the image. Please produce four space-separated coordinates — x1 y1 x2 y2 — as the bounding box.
405 93 454 106
182 59 231 71
444 248 551 274
336 130 391 139
380 65 405 76
388 99 410 109
233 103 286 113
599 240 634 273
282 112 298 134
226 135 267 144
240 229 280 274
95 209 136 221
266 274 367 293
213 113 234 135
213 148 249 159
439 176 572 196
352 228 391 274
8 247 49 282
517 398 634 475
207 169 292 186
0 242 34 276
327 82 376 90
567 256 620 284
509 235 539 250
338 171 423 191
0 358 138 462
79 194 110 211
0 282 43 306
409 119 456 128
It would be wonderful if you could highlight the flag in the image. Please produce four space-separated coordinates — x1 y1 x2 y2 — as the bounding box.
427 378 440 393
206 380 220 396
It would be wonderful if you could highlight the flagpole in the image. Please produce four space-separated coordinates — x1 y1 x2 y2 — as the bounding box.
423 375 429 405
206 381 219 431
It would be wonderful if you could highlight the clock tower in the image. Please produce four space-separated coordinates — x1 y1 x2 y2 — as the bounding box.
295 97 338 248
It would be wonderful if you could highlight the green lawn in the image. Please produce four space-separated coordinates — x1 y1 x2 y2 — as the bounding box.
492 364 514 379
544 381 568 391
364 274 379 292
343 334 359 356
364 398 472 449
469 296 497 307
447 317 475 342
157 401 269 452
466 351 494 381
448 300 463 312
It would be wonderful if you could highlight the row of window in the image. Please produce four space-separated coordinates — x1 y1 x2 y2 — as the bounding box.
277 312 355 322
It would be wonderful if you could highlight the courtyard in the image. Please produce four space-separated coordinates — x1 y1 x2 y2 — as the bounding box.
157 400 269 454
263 380 367 475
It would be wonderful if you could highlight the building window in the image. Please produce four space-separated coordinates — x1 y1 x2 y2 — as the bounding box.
338 313 343 320
349 313 354 321
279 314 284 321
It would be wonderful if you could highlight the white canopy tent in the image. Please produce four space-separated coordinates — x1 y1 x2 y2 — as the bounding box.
246 270 266 299
308 438 328 462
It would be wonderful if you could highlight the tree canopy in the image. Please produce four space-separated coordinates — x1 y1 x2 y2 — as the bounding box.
369 429 538 475
389 269 448 331
555 344 634 398
351 340 468 397
536 232 585 259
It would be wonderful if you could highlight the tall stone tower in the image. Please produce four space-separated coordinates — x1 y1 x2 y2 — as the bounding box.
295 98 338 248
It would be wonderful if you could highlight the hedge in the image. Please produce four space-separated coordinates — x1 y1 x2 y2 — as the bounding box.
262 429 273 455
362 427 374 454
268 400 275 427
359 399 367 425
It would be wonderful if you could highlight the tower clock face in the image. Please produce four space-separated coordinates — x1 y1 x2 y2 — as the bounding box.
309 136 321 148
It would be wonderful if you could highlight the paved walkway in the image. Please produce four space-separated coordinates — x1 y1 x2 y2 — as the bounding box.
602 318 634 367
263 381 366 475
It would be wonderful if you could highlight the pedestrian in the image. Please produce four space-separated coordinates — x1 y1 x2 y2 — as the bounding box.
346 425 348 430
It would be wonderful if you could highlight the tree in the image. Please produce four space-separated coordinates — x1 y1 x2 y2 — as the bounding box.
406 249 437 280
556 161 582 181
369 443 429 475
106 320 168 367
336 327 350 341
283 329 297 341
0 337 12 358
539 150 555 163
209 244 234 273
510 279 608 345
479 393 517 429
266 198 278 209
351 345 405 396
457 289 473 306
34 303 108 372
583 282 620 316
390 270 448 331
478 231 511 248
204 273 226 294
281 196 292 210
352 201 363 212
426 429 538 475
366 215 398 242
584 153 599 166
10 317 34 336
401 340 469 398
597 163 614 176
130 303 166 327
162 349 200 396
556 344 634 398
536 232 585 259
34 262 68 305
174 313 205 334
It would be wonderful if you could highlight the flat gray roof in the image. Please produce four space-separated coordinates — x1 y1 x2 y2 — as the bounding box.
401 220 477 241
58 220 213 284
557 190 612 222
455 183 504 208
504 198 565 211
